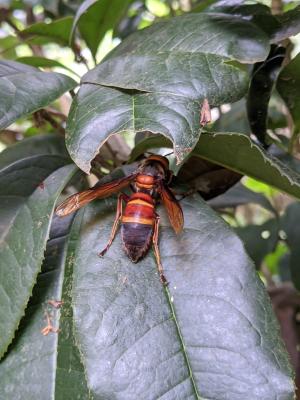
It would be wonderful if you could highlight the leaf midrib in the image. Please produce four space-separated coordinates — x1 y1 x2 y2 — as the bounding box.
164 286 202 399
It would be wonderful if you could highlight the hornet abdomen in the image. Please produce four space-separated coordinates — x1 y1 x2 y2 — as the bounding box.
121 191 156 262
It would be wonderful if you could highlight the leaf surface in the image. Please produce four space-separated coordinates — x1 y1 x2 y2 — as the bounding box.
277 53 300 136
67 67 246 173
16 56 77 76
271 5 300 43
67 12 271 172
0 215 89 399
71 195 294 399
21 17 73 46
193 132 300 200
0 60 76 130
0 134 69 169
71 0 132 58
0 154 77 358
102 12 270 64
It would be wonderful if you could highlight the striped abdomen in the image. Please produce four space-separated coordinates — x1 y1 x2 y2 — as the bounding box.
121 191 155 262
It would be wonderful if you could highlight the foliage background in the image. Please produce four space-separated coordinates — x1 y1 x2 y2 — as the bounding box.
1 0 300 399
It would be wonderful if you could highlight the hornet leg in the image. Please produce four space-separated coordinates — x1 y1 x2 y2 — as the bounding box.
98 193 128 257
153 215 168 285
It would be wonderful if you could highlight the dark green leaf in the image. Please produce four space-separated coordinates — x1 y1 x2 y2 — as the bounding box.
82 52 247 99
277 53 300 136
67 12 271 172
208 182 277 214
16 56 78 76
247 45 285 147
129 134 172 162
212 99 251 135
271 5 300 43
236 219 279 267
103 13 270 64
0 215 89 399
0 134 69 170
67 67 246 173
0 60 76 130
205 2 281 38
0 155 77 358
280 202 300 290
176 156 242 200
72 195 294 399
192 132 300 200
71 0 132 59
21 17 73 47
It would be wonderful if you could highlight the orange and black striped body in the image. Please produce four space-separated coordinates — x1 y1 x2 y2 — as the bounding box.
55 154 184 284
121 175 157 262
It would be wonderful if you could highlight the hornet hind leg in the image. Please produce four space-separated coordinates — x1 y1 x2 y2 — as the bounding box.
98 193 128 257
153 215 168 285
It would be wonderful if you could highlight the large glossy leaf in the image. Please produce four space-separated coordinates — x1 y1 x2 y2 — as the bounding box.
0 215 89 399
72 195 294 399
67 72 246 173
66 12 270 173
0 134 69 170
192 132 300 200
277 54 300 137
102 12 270 64
0 155 77 358
0 60 76 130
271 5 300 43
71 0 132 59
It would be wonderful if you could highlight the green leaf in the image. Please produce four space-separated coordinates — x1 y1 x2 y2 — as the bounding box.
236 219 279 268
72 195 294 399
205 2 281 38
0 60 76 130
103 13 270 64
246 45 285 147
82 52 247 99
176 155 242 200
271 5 300 43
212 99 251 135
0 215 89 399
280 202 300 290
0 155 77 358
192 132 300 200
21 17 73 47
71 0 132 59
16 56 78 76
67 12 270 173
208 182 277 214
0 134 69 170
277 53 300 136
67 69 246 173
129 134 172 162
